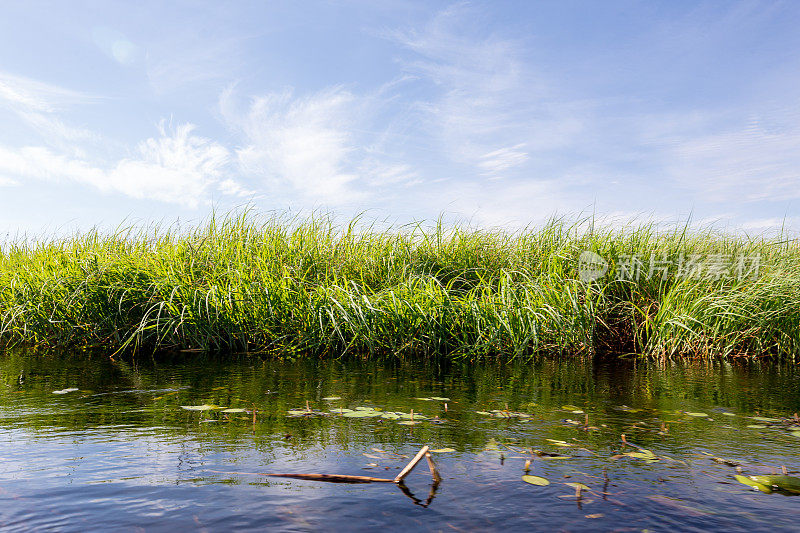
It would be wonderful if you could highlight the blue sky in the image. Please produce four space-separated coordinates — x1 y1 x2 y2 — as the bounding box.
1 1 800 235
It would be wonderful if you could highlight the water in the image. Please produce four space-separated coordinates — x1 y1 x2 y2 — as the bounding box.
2 352 800 532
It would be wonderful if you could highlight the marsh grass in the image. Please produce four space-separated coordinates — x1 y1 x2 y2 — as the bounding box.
1 211 798 360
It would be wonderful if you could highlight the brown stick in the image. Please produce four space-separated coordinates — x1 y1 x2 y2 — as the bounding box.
394 445 430 483
425 451 442 484
266 473 394 483
207 470 393 483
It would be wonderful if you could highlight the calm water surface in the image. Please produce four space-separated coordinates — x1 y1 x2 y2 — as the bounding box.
1 352 800 532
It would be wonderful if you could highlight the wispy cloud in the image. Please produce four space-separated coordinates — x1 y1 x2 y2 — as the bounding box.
648 105 800 203
0 122 233 207
0 71 96 113
221 86 371 203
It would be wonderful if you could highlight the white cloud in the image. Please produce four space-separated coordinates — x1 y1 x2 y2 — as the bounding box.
0 71 96 113
389 5 584 179
221 86 369 203
478 144 529 177
0 122 231 207
650 107 800 203
0 175 18 187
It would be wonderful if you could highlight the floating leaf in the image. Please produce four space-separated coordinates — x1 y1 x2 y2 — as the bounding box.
330 408 353 413
363 453 382 459
287 410 313 416
475 411 492 415
722 412 736 417
791 431 800 438
53 388 79 394
221 408 247 413
399 413 428 420
562 405 582 411
430 397 450 401
322 396 342 401
685 412 709 418
749 416 782 423
545 439 572 447
354 406 380 411
182 405 215 411
380 412 401 419
343 410 381 418
522 475 550 486
431 448 455 453
747 424 767 429
735 475 772 493
398 420 420 425
749 475 800 494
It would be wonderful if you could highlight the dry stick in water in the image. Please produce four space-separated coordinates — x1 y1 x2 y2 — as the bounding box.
425 451 442 484
209 445 437 485
394 445 431 483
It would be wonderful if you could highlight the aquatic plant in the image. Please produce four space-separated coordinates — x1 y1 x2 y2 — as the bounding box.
0 210 798 360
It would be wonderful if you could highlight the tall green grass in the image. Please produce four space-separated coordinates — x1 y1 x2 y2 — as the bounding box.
1 211 798 360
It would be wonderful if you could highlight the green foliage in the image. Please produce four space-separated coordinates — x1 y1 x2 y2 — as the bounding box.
0 210 798 360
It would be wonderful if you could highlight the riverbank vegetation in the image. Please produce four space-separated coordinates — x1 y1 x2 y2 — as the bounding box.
1 211 798 360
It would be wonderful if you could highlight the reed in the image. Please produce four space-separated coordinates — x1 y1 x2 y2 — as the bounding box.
1 211 797 360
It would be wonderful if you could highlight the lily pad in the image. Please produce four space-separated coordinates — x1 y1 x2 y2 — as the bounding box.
330 408 353 413
354 406 380 411
430 397 450 401
735 475 772 493
545 439 572 447
380 412 401 419
747 424 767 429
522 475 550 486
749 416 782 423
287 410 313 416
431 448 455 453
221 408 247 413
685 412 709 417
181 405 215 411
343 410 382 418
398 420 421 425
53 388 79 394
322 396 342 401
749 475 800 494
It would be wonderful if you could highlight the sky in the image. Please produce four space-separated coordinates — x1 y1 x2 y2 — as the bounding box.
1 0 800 236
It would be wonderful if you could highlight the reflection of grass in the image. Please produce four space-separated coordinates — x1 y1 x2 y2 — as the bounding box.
0 210 798 359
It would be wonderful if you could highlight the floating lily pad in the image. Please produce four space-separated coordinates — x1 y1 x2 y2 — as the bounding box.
343 410 382 418
430 397 450 401
735 475 772 493
330 408 353 413
398 420 421 425
747 424 767 429
685 412 709 417
53 388 79 394
749 416 782 423
561 405 582 411
322 396 342 401
475 411 492 415
431 448 455 453
545 439 572 447
354 406 380 411
287 410 313 416
182 405 215 411
221 408 247 413
522 475 550 486
749 475 800 493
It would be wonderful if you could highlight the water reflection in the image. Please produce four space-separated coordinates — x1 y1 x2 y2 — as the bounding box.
1 351 800 531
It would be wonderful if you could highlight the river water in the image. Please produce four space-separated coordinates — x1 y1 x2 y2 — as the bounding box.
1 352 799 531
